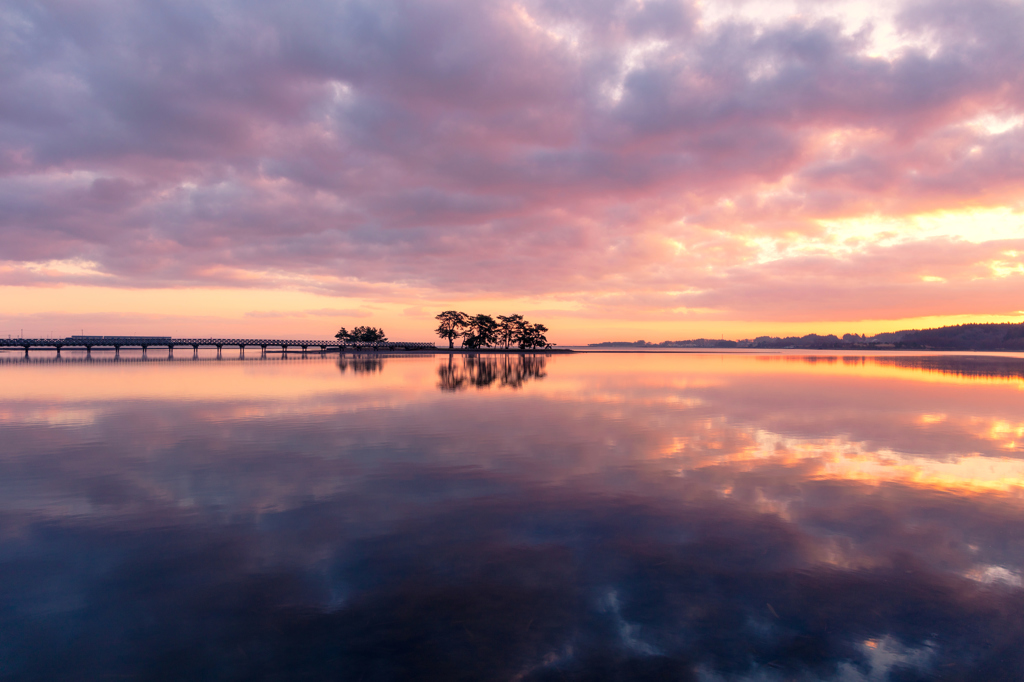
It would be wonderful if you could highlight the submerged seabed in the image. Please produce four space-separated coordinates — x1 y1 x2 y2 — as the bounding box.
1 352 1023 681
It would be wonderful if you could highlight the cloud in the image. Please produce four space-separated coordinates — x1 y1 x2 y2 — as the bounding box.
2 0 1024 324
244 307 371 319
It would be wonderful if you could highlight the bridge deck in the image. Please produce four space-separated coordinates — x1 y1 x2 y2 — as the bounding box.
0 337 437 351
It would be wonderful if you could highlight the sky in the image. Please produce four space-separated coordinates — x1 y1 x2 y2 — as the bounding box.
2 0 1023 344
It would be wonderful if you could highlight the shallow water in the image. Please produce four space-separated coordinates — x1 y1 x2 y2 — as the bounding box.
1 351 1023 681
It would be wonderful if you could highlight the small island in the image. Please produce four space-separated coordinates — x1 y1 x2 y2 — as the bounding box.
329 311 569 353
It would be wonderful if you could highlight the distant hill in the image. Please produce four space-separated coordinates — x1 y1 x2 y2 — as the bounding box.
896 323 1024 351
588 323 1024 351
587 339 737 349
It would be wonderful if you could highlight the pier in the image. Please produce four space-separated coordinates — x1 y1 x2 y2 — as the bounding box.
0 336 437 358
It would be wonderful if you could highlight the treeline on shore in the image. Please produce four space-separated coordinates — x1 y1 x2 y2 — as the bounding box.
435 311 551 349
590 322 1024 351
335 326 387 343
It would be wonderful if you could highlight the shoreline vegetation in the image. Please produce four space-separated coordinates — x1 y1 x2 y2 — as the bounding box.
434 311 552 350
589 322 1024 352
330 314 561 352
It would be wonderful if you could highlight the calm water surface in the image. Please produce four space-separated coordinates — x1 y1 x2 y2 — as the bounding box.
2 351 1023 681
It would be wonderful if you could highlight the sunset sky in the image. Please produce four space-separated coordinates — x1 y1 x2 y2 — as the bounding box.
2 0 1023 344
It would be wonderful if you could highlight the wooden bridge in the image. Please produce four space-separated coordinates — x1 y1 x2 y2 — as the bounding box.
0 336 437 357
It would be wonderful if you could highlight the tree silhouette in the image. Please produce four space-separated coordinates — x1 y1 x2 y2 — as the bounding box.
517 322 549 349
435 311 469 349
336 326 387 344
434 311 552 349
463 314 499 349
496 314 525 349
353 326 387 343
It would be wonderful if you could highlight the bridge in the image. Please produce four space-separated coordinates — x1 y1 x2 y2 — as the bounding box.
0 336 437 358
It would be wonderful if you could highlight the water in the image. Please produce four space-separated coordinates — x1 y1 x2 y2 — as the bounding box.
1 351 1023 681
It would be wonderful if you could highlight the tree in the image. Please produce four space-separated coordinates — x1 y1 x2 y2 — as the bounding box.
518 322 549 349
338 325 386 344
435 311 469 349
351 326 387 344
435 311 553 350
463 314 499 349
496 314 525 349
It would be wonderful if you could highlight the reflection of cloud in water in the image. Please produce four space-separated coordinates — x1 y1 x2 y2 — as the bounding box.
2 472 1022 680
965 564 1023 588
437 353 547 392
2 354 1024 679
839 636 934 682
660 428 1024 494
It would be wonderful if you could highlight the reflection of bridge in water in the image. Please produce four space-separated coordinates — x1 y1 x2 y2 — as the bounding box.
0 336 436 358
0 353 435 367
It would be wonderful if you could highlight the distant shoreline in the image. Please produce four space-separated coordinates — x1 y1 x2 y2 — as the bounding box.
7 347 1024 357
571 347 1024 356
585 321 1024 353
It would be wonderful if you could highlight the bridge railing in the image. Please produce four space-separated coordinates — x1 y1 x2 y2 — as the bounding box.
0 338 439 350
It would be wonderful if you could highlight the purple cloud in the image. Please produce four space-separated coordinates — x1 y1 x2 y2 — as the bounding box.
2 0 1024 324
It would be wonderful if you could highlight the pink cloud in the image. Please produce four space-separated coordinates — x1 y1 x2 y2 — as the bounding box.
2 0 1024 327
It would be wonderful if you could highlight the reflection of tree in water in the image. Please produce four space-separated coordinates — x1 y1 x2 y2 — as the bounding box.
767 353 1024 380
338 355 385 375
872 354 1024 381
761 353 1024 382
437 354 547 392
